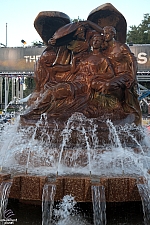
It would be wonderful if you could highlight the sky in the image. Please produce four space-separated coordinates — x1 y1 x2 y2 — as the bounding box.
0 0 149 47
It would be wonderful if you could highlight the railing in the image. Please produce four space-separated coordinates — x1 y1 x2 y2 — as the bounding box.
0 72 34 77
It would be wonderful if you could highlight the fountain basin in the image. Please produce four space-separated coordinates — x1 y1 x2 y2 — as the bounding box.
0 173 142 203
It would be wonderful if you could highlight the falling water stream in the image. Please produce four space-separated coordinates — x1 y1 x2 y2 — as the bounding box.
41 182 107 225
0 113 150 224
42 183 56 225
57 113 97 174
91 185 106 225
137 183 150 225
0 181 12 222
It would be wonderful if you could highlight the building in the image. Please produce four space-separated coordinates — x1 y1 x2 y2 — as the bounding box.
0 45 150 111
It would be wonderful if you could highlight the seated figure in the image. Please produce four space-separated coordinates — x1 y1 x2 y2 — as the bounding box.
101 26 141 125
20 23 141 127
20 32 115 123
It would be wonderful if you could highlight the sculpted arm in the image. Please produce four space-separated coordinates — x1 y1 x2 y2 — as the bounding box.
91 58 115 92
86 20 103 34
52 64 71 72
120 44 138 80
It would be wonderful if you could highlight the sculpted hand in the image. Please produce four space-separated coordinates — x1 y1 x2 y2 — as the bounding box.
48 37 56 45
52 83 72 100
91 81 107 93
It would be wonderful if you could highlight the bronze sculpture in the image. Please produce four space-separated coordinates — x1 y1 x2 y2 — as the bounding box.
0 3 145 208
20 3 141 127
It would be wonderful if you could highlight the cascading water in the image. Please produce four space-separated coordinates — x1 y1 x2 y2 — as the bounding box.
137 182 150 225
57 113 97 174
1 112 150 224
53 195 77 224
42 183 56 225
1 112 149 178
0 116 20 173
0 181 12 221
0 113 61 175
25 114 48 174
106 119 125 174
91 185 106 225
51 195 92 225
90 119 150 179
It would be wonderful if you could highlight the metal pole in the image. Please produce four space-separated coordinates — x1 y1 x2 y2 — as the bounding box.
0 77 2 103
6 23 7 47
0 77 2 109
20 79 23 99
5 77 8 112
12 77 14 101
16 77 19 100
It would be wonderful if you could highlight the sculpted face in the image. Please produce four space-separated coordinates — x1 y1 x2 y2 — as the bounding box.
103 26 116 42
40 51 56 65
92 34 103 49
75 26 86 40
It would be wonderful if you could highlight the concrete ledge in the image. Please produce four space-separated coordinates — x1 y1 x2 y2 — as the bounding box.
0 174 141 203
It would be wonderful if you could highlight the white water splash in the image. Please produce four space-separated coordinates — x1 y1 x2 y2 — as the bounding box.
0 113 149 180
52 195 91 225
0 181 12 220
42 183 56 225
92 185 106 225
1 113 150 224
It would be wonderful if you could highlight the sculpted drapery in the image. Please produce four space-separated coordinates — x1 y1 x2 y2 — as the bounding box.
20 5 141 126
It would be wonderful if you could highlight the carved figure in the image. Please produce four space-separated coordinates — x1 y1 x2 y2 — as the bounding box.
101 26 141 124
48 21 103 68
27 46 57 106
21 33 114 121
20 3 141 127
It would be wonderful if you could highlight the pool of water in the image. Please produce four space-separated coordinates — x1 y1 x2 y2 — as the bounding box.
7 200 144 225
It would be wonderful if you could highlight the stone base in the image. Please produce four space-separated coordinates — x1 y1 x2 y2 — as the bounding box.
0 173 142 203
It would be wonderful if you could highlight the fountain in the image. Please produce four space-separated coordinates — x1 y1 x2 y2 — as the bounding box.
0 2 149 224
0 181 12 220
42 183 56 224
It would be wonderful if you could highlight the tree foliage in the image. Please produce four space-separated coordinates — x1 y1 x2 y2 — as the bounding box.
23 77 35 97
71 17 83 23
127 13 150 44
31 41 45 47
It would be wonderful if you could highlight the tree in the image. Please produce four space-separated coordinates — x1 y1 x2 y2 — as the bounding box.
31 41 45 47
71 17 83 22
23 77 35 98
127 13 150 44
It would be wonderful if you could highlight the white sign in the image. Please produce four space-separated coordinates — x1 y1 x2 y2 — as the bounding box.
24 55 41 63
137 52 148 64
